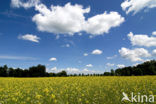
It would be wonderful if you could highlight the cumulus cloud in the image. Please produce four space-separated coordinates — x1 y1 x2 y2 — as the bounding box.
49 57 57 61
128 32 156 47
33 3 89 35
86 64 93 67
106 55 117 59
49 67 102 74
143 59 151 62
91 49 103 55
119 47 151 62
65 44 70 47
117 64 125 68
84 12 125 35
50 67 57 71
11 0 40 9
32 3 124 36
0 55 36 60
121 0 156 14
18 34 40 43
61 44 70 48
106 63 114 67
152 49 156 56
133 63 139 67
83 53 88 56
152 31 156 35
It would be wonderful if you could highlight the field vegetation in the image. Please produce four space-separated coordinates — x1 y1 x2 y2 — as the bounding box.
0 76 155 104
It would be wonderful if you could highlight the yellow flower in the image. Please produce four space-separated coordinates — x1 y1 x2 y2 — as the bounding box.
149 91 153 95
78 98 82 102
43 88 49 93
36 94 42 99
86 100 89 104
12 97 17 102
54 99 57 103
51 94 55 99
26 97 31 101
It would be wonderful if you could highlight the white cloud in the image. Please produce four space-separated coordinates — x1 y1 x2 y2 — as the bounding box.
152 49 156 56
86 64 93 67
78 33 82 36
91 49 103 55
121 0 156 14
50 67 57 71
61 44 70 48
49 57 57 61
84 12 125 35
117 64 125 68
18 34 40 43
106 55 117 59
11 0 40 9
65 68 80 74
152 31 156 35
128 32 156 47
49 67 103 74
106 63 114 67
32 3 124 36
119 47 151 62
65 44 70 47
83 53 88 56
0 55 36 60
133 63 139 67
32 3 90 35
55 35 60 39
143 59 151 62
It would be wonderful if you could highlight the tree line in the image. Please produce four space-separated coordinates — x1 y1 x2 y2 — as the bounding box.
0 60 156 77
74 60 156 76
114 60 156 76
0 64 67 77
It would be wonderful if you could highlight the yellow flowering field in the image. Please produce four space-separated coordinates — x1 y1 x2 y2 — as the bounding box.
0 76 156 104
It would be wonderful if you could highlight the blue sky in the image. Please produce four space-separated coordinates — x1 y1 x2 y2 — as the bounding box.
0 0 156 74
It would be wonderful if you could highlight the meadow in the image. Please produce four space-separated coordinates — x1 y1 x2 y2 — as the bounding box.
0 76 156 104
